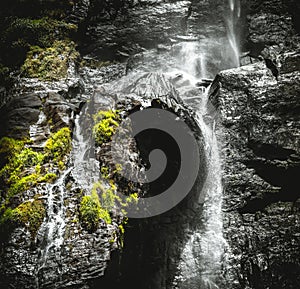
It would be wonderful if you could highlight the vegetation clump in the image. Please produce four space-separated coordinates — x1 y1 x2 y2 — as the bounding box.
0 127 71 233
13 198 46 238
80 190 111 232
45 127 72 163
0 197 46 239
21 40 79 80
1 17 77 67
79 180 139 233
93 110 121 146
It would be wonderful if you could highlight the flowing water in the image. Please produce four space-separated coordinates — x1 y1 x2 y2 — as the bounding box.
168 41 226 288
36 167 72 288
226 0 241 67
35 108 98 287
72 106 99 190
103 38 227 288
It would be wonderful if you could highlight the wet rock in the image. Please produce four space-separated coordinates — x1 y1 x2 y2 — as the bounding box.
83 0 191 59
210 51 300 288
0 93 42 138
44 92 78 131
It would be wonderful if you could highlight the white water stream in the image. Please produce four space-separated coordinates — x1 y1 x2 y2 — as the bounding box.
35 108 98 287
168 39 226 288
226 0 241 67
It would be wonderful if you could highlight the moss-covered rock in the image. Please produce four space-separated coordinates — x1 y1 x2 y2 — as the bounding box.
93 110 120 146
21 40 79 80
80 190 112 232
13 197 46 238
0 196 46 239
0 127 72 239
1 17 77 67
45 127 72 163
0 127 71 213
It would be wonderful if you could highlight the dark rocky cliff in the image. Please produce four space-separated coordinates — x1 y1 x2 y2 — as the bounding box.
0 0 299 288
209 0 300 287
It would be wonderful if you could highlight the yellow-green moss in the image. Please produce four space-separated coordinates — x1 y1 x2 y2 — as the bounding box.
0 197 46 238
95 182 117 212
2 17 78 67
0 127 70 213
79 180 140 232
93 110 121 146
21 40 79 80
45 127 72 163
4 17 77 49
79 190 111 232
80 59 113 69
100 166 110 179
13 198 46 238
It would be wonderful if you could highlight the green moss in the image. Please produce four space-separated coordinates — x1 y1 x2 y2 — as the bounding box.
4 17 77 48
21 40 79 80
125 193 139 206
13 198 46 238
0 128 69 210
2 17 78 67
100 166 110 179
0 197 46 238
93 110 121 146
40 173 57 183
45 127 72 163
80 190 111 232
79 180 140 232
0 207 15 227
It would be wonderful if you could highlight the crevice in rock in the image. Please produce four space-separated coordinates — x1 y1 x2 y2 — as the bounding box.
248 140 296 161
240 159 300 213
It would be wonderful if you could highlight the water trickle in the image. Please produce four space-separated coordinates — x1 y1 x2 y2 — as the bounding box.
72 107 99 190
226 0 241 67
177 42 208 80
36 167 72 288
36 106 99 287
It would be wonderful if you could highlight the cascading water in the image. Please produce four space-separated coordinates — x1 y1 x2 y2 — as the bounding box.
177 42 208 80
36 167 72 288
173 87 225 288
72 106 99 190
35 108 98 287
34 2 242 286
226 0 241 67
169 41 226 288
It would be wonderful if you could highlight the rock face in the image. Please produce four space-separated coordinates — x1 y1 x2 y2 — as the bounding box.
209 0 300 287
0 0 300 288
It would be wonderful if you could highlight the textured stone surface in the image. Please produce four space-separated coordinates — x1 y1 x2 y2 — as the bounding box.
209 20 300 289
1 0 300 288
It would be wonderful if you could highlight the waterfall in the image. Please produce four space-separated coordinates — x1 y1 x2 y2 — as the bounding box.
169 41 226 289
177 42 208 79
36 167 72 288
36 107 98 287
172 88 225 289
72 107 99 190
226 0 241 67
